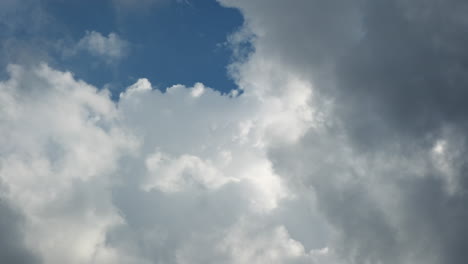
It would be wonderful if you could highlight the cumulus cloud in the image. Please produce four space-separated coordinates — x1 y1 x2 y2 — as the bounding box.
0 64 136 264
2 0 468 264
0 61 326 263
76 31 129 62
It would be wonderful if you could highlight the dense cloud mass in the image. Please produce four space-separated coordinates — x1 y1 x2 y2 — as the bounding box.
1 0 468 263
220 0 468 263
0 62 322 263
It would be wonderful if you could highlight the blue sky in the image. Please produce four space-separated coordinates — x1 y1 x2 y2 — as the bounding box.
57 0 242 94
2 0 243 96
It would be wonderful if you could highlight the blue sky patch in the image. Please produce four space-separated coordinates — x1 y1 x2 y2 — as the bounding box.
1 0 244 97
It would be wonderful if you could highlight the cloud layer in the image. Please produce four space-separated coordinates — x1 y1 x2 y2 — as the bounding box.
1 0 468 264
220 0 468 263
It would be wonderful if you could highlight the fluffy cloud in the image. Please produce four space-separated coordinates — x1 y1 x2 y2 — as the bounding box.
0 60 326 263
0 64 136 264
2 0 468 263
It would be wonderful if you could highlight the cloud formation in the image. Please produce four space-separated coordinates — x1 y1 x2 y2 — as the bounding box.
1 0 468 264
76 31 129 62
219 0 468 263
0 59 324 263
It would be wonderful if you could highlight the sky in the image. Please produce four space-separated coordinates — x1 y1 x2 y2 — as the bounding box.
1 0 468 264
0 0 242 94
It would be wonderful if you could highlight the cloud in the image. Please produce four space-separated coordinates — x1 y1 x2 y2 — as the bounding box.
0 196 41 264
219 0 468 263
2 0 468 263
0 0 54 75
0 64 135 263
0 62 327 263
76 31 129 62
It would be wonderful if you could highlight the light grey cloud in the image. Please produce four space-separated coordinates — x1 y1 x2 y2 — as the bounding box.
76 31 129 62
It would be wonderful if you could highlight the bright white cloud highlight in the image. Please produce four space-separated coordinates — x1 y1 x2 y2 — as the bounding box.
0 59 327 263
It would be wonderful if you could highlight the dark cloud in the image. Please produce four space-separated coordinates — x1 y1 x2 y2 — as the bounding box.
0 196 40 264
222 0 468 263
269 126 468 264
323 7 468 262
334 0 468 148
224 0 468 143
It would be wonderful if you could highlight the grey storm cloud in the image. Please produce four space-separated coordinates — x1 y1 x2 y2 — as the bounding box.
219 0 468 263
334 0 468 146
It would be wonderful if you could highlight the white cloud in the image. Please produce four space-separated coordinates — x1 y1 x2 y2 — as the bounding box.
0 64 136 264
0 61 329 263
0 1 333 264
143 151 237 192
77 31 129 62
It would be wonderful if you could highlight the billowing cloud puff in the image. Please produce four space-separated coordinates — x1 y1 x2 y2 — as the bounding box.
0 59 325 263
0 64 135 264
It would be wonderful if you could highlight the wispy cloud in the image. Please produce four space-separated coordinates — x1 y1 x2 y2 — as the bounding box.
76 31 129 62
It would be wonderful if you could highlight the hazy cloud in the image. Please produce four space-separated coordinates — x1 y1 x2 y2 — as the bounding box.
76 31 129 62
